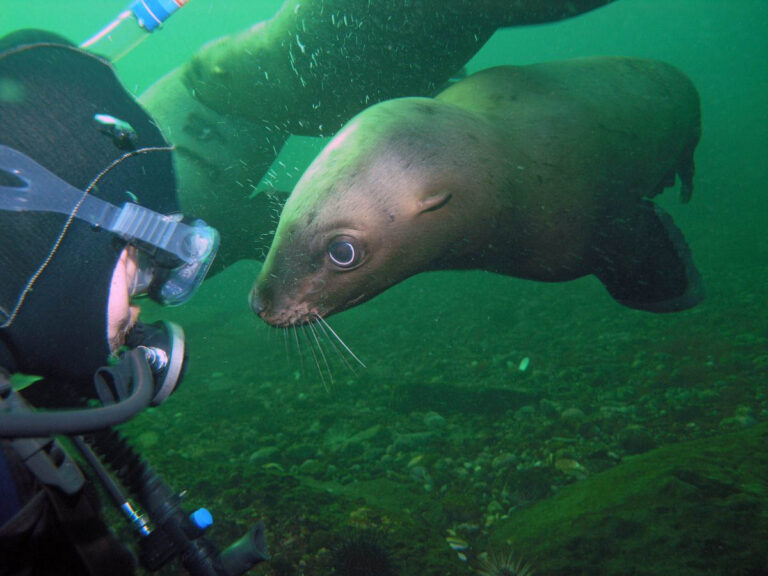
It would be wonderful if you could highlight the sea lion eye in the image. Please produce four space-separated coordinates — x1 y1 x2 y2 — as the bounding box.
327 238 359 268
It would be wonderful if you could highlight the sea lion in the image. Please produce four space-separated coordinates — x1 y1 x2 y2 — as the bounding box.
250 57 703 326
183 0 616 136
140 69 290 270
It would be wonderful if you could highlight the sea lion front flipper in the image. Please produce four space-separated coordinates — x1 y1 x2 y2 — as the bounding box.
592 200 704 313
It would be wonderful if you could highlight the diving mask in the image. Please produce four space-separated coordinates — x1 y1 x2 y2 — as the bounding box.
0 145 219 306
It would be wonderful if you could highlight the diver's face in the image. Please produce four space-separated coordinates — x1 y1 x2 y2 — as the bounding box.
107 246 141 353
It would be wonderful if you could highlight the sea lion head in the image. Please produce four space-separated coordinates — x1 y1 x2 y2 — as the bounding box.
251 97 488 327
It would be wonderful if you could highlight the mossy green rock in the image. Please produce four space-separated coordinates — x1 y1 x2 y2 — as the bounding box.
492 423 768 575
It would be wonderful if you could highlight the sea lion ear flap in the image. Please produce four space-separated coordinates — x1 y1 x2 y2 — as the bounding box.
417 191 452 214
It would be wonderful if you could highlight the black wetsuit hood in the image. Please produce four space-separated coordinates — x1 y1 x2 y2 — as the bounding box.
0 30 178 386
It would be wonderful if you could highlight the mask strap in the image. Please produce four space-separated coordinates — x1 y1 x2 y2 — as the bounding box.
0 145 173 327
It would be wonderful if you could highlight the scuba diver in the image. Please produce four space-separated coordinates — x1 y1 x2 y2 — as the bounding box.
0 30 267 575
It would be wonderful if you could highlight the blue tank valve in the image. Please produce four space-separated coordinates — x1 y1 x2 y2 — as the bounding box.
189 507 213 531
80 0 189 60
131 0 189 32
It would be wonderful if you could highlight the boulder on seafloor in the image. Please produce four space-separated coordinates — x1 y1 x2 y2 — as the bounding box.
490 423 768 576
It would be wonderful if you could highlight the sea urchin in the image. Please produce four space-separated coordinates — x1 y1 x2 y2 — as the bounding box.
477 551 535 576
331 529 398 576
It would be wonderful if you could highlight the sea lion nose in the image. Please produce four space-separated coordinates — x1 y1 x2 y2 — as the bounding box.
249 289 266 316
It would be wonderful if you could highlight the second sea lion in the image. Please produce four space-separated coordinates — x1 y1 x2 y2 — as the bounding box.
250 57 704 327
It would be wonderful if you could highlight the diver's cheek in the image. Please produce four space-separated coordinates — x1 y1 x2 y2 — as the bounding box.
107 247 140 353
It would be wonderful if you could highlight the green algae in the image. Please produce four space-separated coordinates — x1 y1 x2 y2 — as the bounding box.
492 424 768 576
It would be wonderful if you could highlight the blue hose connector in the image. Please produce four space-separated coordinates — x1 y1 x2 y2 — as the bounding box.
131 0 188 32
189 507 213 531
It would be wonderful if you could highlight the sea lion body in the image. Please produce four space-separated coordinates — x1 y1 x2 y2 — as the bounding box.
252 57 703 326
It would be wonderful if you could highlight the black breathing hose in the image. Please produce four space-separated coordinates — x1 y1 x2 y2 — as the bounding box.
0 348 153 437
83 423 269 575
0 344 269 574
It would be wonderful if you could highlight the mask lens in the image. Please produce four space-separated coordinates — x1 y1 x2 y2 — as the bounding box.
129 249 154 298
138 221 219 306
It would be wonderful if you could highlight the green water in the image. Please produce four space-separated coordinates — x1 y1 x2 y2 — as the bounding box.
2 1 767 575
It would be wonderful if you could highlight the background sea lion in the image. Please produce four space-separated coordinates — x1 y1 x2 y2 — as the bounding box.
251 57 703 327
182 0 617 135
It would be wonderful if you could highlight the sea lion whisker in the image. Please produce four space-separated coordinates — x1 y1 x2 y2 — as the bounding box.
281 326 292 367
302 323 329 391
313 314 358 375
291 323 306 379
315 315 366 369
307 321 334 390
